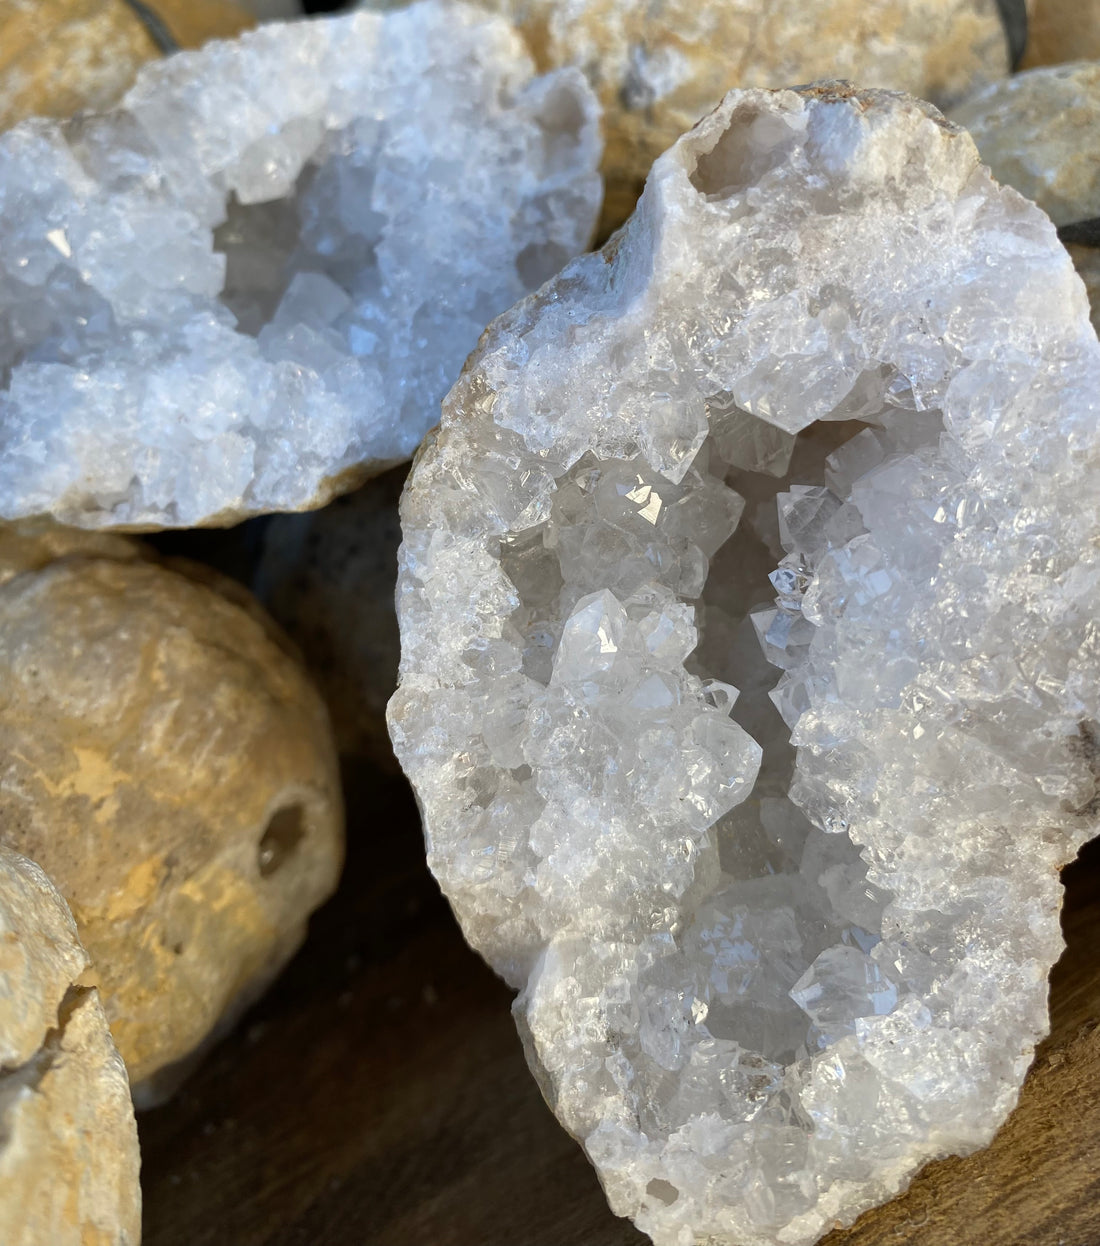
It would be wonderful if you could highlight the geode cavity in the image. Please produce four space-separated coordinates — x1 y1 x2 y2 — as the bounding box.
389 83 1100 1245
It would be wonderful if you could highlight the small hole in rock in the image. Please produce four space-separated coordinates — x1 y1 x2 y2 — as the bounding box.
646 1179 679 1206
258 804 306 878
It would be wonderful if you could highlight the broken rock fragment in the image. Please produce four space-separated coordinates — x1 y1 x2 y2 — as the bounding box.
0 0 601 529
0 844 141 1246
0 542 344 1097
389 84 1100 1245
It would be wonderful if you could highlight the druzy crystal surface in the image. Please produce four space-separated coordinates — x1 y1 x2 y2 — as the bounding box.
389 84 1100 1245
0 0 600 528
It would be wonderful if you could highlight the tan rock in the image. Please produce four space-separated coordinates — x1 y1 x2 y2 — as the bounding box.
0 516 142 586
1020 0 1100 69
255 467 405 770
0 844 141 1246
476 0 1012 231
950 62 1100 225
950 63 1100 332
0 0 254 130
0 545 344 1097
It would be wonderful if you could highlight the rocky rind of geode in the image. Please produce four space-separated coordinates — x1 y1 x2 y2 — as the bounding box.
950 62 1100 226
1021 0 1100 69
0 0 601 530
0 845 141 1246
0 537 344 1095
389 82 1100 1246
471 0 1011 230
949 62 1100 332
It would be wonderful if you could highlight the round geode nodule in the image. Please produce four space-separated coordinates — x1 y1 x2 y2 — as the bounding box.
388 84 1100 1246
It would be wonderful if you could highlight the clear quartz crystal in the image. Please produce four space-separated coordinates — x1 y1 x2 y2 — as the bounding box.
0 1 601 529
389 83 1100 1246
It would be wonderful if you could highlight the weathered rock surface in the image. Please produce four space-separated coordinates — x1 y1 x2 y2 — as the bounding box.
950 62 1100 226
0 541 344 1095
256 467 405 768
1020 0 1100 69
0 514 142 583
0 0 253 130
0 0 601 530
950 62 1100 331
473 0 1011 231
389 83 1100 1245
0 843 141 1246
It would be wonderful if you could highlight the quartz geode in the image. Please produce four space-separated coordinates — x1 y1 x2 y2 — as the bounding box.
0 0 600 529
388 84 1100 1245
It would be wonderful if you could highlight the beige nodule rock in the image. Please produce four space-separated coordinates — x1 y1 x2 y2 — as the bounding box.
1020 0 1100 69
0 844 141 1246
950 62 1100 332
0 0 254 131
0 516 143 585
474 0 1012 231
0 535 344 1098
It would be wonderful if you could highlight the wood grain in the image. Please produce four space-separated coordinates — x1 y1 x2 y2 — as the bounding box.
139 767 1100 1246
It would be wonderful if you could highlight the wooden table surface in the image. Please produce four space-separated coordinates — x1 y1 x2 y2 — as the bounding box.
138 763 1100 1246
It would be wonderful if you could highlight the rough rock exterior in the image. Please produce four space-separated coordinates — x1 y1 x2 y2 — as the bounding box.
256 467 405 767
0 514 141 583
474 0 1011 230
0 0 601 529
0 844 141 1246
950 62 1100 331
1020 0 1100 70
389 84 1100 1245
0 538 344 1095
950 63 1100 226
0 0 254 129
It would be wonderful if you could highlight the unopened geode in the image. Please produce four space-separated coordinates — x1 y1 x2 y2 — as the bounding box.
0 0 600 529
0 533 344 1097
0 845 140 1246
388 84 1100 1245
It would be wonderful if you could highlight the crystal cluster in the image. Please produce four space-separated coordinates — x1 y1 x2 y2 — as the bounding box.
389 84 1100 1245
0 0 601 528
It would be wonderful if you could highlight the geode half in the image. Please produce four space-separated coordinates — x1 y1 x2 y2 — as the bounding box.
388 84 1100 1245
0 0 601 528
